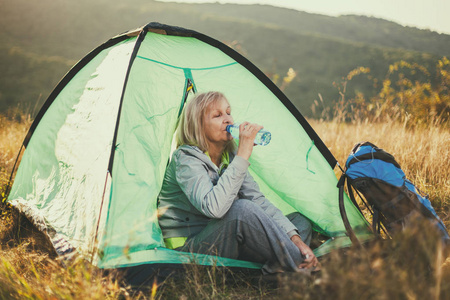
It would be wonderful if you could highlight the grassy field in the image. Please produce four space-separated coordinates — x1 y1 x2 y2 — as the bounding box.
1 115 450 299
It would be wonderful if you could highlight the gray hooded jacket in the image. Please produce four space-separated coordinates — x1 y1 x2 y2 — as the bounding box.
157 145 297 239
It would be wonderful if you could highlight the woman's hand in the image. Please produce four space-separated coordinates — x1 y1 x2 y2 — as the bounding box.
290 235 320 270
236 122 263 161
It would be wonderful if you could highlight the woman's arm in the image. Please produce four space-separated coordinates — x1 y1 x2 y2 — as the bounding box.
234 123 296 233
175 151 250 219
175 122 263 218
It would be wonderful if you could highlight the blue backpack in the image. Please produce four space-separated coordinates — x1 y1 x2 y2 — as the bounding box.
338 141 450 245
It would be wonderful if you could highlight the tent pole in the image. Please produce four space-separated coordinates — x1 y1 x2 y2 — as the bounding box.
107 29 147 174
91 171 111 263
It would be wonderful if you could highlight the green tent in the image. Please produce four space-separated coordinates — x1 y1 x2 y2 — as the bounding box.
8 23 371 281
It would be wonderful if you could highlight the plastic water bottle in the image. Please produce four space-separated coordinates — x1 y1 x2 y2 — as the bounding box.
226 123 272 146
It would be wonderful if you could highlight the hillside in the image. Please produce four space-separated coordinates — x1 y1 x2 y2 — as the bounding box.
0 0 447 116
182 2 450 57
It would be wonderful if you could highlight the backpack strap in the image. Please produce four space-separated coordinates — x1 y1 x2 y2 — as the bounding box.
337 174 361 247
372 209 380 234
346 179 363 214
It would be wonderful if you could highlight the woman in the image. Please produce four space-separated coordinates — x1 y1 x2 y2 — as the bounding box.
158 91 319 273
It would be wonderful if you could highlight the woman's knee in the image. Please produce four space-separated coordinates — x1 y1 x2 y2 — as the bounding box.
225 199 264 221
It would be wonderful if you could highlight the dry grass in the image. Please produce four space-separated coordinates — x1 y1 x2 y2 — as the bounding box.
1 114 450 299
0 245 133 299
0 115 31 188
278 222 450 300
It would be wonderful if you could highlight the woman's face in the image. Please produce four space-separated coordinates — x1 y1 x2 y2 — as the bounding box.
203 97 234 148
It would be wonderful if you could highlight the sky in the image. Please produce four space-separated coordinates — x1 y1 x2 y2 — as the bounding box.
157 0 450 35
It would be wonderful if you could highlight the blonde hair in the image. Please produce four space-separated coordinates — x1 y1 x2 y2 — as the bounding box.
176 91 236 153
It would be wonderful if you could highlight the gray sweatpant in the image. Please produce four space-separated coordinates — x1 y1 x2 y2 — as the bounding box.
178 199 312 274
